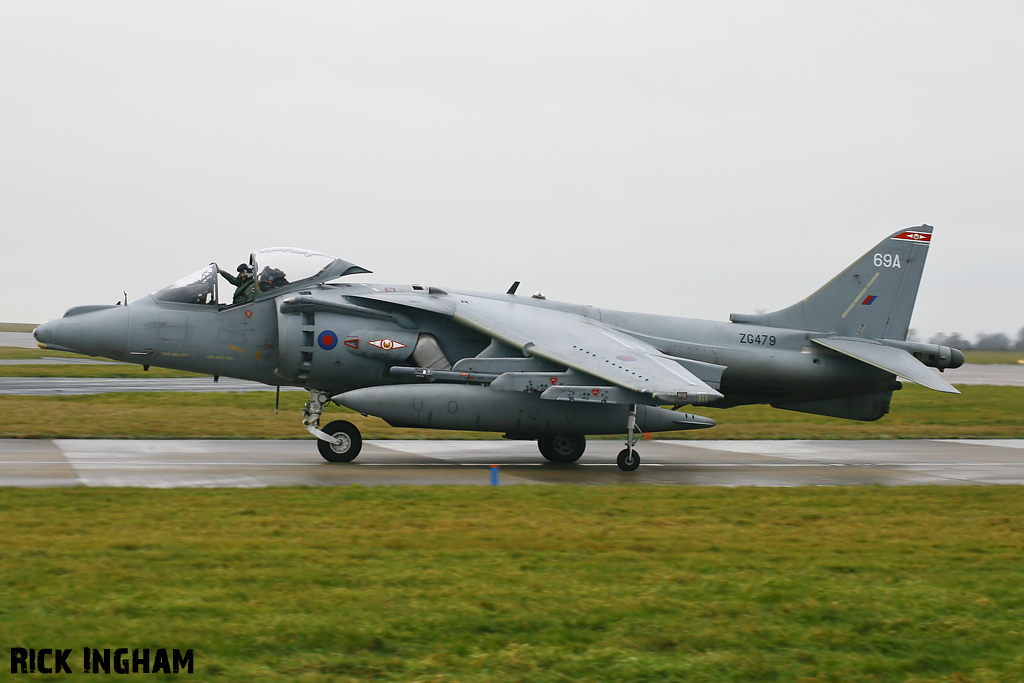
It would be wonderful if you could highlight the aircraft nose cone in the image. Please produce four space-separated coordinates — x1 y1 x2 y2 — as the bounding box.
33 318 81 352
32 322 49 346
35 306 130 358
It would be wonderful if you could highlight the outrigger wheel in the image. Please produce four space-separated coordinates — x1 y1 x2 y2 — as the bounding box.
616 403 641 471
317 420 362 463
538 434 586 463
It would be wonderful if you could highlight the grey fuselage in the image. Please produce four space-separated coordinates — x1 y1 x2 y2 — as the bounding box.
36 228 966 440
38 281 894 411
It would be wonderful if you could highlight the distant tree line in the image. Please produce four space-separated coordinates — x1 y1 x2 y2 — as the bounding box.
907 327 1024 351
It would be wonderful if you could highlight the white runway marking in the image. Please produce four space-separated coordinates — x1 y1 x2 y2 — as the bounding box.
936 439 1024 449
1 439 1023 488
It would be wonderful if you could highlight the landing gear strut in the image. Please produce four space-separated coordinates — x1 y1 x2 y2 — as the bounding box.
303 389 363 463
617 404 641 471
302 390 337 442
538 434 586 464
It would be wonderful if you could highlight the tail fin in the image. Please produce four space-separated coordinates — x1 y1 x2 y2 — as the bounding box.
730 226 933 341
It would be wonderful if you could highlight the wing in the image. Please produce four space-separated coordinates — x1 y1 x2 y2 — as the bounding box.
349 290 723 406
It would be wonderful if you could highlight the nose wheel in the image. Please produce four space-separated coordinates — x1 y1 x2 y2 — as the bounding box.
304 389 363 463
617 447 640 471
317 420 362 462
617 403 641 471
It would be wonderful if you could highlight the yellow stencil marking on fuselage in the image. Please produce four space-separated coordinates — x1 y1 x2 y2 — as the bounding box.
842 272 881 319
227 345 245 353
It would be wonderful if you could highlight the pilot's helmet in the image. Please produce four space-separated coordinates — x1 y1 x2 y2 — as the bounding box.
237 263 253 273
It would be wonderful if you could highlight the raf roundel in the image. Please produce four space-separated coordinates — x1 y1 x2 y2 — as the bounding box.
318 330 338 350
615 355 637 362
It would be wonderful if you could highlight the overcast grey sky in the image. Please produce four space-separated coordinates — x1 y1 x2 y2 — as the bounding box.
2 1 1021 340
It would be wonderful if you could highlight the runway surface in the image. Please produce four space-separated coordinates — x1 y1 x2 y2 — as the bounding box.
0 356 124 365
0 377 305 395
941 363 1024 386
3 438 1023 488
0 331 40 349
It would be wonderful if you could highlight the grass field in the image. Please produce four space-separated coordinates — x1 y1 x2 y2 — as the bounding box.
1 384 1022 440
963 350 1024 365
0 347 203 377
0 322 38 332
0 363 204 378
2 486 1023 682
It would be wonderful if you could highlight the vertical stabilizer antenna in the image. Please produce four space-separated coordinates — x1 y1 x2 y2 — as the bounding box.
507 281 520 295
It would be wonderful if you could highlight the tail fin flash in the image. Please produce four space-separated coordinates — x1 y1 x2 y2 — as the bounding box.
730 225 933 340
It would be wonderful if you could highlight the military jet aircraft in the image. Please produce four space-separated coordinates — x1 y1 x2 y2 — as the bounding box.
34 226 964 470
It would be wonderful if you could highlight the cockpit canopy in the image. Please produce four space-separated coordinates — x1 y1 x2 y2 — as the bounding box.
153 247 371 305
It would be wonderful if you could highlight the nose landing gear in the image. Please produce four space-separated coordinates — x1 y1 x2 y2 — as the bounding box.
617 404 641 471
617 447 640 471
303 389 363 463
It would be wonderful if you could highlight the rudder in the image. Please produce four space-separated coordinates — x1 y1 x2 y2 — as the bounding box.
730 225 934 340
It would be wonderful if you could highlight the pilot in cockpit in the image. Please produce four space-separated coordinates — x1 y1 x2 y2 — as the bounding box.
218 263 256 305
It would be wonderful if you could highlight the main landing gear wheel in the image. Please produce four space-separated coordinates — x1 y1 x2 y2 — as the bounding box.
617 448 640 472
317 420 362 463
538 434 586 464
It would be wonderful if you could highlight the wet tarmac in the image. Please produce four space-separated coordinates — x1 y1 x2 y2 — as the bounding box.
939 363 1024 386
0 377 305 395
0 356 124 366
0 331 40 349
2 438 1023 488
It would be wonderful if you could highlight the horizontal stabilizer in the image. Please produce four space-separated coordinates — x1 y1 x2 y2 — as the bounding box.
813 337 959 394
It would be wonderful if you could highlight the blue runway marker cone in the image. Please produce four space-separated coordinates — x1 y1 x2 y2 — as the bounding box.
490 465 499 486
